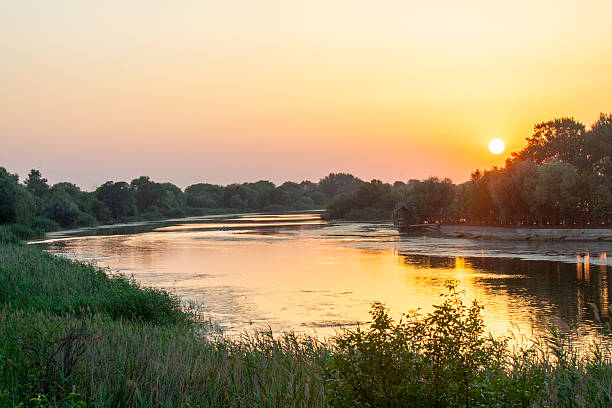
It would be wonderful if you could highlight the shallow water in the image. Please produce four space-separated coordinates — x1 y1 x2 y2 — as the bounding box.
34 211 611 345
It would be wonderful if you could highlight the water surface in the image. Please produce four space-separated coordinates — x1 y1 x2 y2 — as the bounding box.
35 212 611 344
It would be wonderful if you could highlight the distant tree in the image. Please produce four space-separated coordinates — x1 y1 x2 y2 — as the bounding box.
325 180 399 220
130 176 168 213
393 181 407 190
42 193 81 227
0 167 19 223
96 181 135 220
531 161 580 224
184 183 224 208
460 170 498 223
24 169 49 198
229 193 245 209
490 160 538 223
269 187 291 206
405 177 456 223
319 173 363 200
14 188 36 225
585 113 612 178
512 117 588 171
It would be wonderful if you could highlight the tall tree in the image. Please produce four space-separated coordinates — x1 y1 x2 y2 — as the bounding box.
24 169 49 198
96 181 135 220
512 117 588 171
585 113 612 178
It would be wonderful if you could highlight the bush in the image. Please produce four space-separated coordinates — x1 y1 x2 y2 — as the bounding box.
42 194 81 227
31 217 60 232
326 282 521 407
163 206 186 218
75 212 97 227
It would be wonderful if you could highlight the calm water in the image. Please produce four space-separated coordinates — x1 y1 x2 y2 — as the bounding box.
34 212 612 344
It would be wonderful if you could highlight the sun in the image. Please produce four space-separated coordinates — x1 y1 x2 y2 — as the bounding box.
488 139 505 155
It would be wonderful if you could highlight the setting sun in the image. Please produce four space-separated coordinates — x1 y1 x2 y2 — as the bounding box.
489 139 505 155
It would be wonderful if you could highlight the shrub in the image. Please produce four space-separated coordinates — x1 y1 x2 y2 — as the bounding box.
31 217 60 232
326 281 520 407
75 212 97 227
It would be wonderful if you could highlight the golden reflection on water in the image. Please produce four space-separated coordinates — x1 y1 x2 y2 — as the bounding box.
42 214 612 345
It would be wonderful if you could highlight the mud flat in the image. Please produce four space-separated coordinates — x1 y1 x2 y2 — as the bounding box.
435 225 612 241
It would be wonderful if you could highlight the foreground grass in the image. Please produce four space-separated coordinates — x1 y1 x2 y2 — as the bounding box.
1 236 611 407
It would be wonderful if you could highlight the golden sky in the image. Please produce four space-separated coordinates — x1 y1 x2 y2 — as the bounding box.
1 1 611 188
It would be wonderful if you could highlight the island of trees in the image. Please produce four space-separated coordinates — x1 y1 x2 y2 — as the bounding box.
326 113 612 227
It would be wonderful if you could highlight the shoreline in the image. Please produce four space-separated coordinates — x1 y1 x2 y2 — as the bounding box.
402 224 612 241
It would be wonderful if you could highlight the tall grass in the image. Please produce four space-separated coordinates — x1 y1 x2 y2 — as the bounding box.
1 241 611 407
0 242 187 325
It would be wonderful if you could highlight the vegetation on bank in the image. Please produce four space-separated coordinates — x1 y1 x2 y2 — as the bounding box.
1 236 612 407
0 170 364 240
325 113 612 224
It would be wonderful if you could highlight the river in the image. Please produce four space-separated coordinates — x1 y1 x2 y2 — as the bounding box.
33 211 611 346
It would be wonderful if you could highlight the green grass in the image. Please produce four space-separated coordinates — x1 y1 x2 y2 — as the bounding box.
0 243 188 326
1 241 611 407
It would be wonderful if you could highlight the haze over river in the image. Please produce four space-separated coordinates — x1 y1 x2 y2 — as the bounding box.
34 212 611 345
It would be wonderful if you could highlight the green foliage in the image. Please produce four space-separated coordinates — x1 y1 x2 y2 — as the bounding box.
24 169 49 198
325 180 399 220
326 281 505 407
0 167 20 223
130 176 168 213
513 117 588 170
1 244 612 406
30 217 60 232
327 113 612 224
319 173 363 200
229 193 245 209
95 181 135 220
398 177 456 223
0 243 326 407
0 243 187 326
326 282 612 408
41 194 80 228
0 226 19 244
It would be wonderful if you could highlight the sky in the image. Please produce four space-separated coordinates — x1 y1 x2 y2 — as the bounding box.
1 1 612 190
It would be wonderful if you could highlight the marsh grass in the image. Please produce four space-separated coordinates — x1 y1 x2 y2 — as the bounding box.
1 242 612 407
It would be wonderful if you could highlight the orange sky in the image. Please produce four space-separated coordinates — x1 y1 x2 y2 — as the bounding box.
1 1 612 189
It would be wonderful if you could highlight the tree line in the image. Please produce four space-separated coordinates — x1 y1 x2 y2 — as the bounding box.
0 170 364 238
2 112 610 236
325 113 612 226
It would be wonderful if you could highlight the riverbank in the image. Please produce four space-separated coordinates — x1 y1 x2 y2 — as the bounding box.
1 236 612 406
400 224 612 241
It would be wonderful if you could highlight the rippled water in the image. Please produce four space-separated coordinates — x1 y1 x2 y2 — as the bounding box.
33 211 611 344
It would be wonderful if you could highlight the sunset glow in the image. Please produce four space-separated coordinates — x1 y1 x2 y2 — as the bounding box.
1 1 612 187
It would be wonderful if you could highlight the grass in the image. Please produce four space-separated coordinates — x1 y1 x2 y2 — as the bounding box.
0 231 611 407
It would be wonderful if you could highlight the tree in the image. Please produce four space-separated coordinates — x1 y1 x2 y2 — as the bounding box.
0 167 19 223
24 169 49 198
512 117 588 171
96 181 135 220
531 161 580 224
319 173 363 201
229 193 244 209
489 160 538 223
130 176 168 213
402 177 456 223
585 113 612 178
42 193 81 227
184 183 224 208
